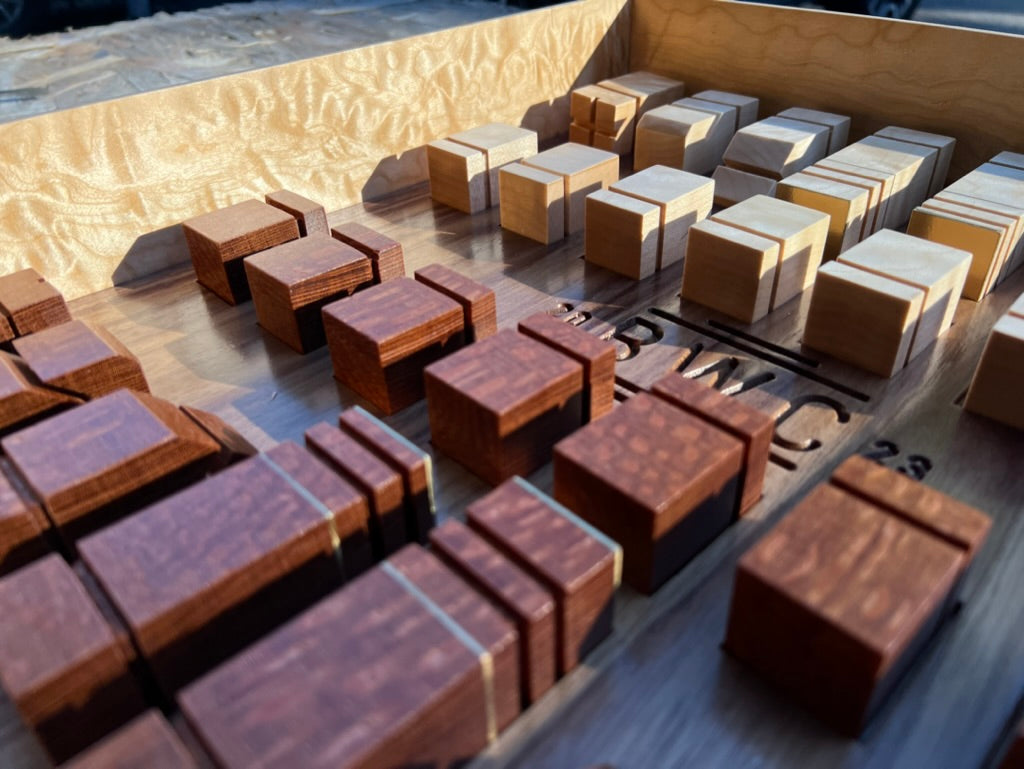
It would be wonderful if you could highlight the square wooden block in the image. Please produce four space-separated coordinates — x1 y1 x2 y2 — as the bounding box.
681 219 779 324
467 477 620 675
599 71 686 116
323 277 466 415
449 123 538 208
13 319 149 399
414 263 497 343
427 138 488 214
711 164 778 208
430 518 557 705
691 89 759 128
182 199 299 305
964 312 1024 431
807 160 888 238
62 711 197 769
498 162 565 244
424 329 584 485
553 392 743 594
523 143 618 235
723 116 830 180
0 350 79 435
245 237 373 353
330 221 406 284
264 189 329 237
611 165 714 270
0 554 144 762
803 261 925 377
584 189 660 280
875 126 956 197
674 96 740 168
571 84 636 136
570 84 609 129
777 171 869 260
0 268 71 337
711 194 829 309
633 104 719 175
0 458 49 575
776 107 851 154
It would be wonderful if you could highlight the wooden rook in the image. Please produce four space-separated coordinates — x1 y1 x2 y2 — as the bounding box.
724 473 989 735
691 89 759 129
610 165 714 270
467 477 620 674
964 311 1024 431
1 389 220 542
523 143 618 235
414 263 498 343
80 441 373 693
712 165 778 207
0 268 72 337
518 311 616 422
0 458 48 575
776 107 851 154
723 116 830 180
0 350 79 435
584 189 660 280
182 199 299 305
13 319 149 399
777 171 870 260
330 221 406 284
427 138 488 214
323 277 465 415
498 162 565 244
875 126 956 197
633 104 719 175
424 329 584 485
553 392 743 594
430 518 557 705
598 71 686 118
62 710 198 769
264 189 329 237
0 554 144 762
650 372 774 515
806 160 888 238
448 123 538 207
180 545 520 769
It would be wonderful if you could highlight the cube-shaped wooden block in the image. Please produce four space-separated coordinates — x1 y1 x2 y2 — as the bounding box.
553 392 744 594
523 143 618 235
244 237 373 353
584 189 661 280
681 219 780 324
427 138 488 214
964 312 1024 431
691 89 759 129
723 116 830 180
807 160 888 238
13 319 149 399
0 459 49 575
803 261 925 377
264 189 329 237
633 104 719 175
712 164 778 208
875 126 956 196
777 171 870 259
0 554 144 761
448 123 538 207
724 479 986 735
0 350 79 435
498 162 565 244
570 84 636 136
569 122 594 146
611 165 714 270
0 268 72 337
182 199 299 305
62 711 197 769
424 329 584 485
414 263 497 343
330 221 406 284
599 71 686 117
466 477 620 675
430 518 557 704
711 194 829 309
323 277 466 415
776 107 851 154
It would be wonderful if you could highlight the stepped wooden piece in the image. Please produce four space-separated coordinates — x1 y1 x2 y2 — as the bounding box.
0 268 72 337
330 222 406 283
13 319 149 399
807 160 888 238
964 312 1024 431
517 311 616 422
338 405 435 544
180 545 519 769
264 189 329 237
414 263 497 343
523 143 618 235
0 459 48 574
592 116 636 156
711 194 829 309
712 165 778 207
62 710 198 769
467 477 620 674
650 373 774 515
244 237 373 353
179 404 259 471
498 162 565 244
449 123 538 207
570 84 610 129
571 84 635 135
182 199 299 304
427 138 488 214
0 351 79 434
424 329 584 485
777 171 869 259
724 479 986 735
776 107 851 154
323 277 465 415
305 422 407 557
599 71 686 117
875 126 956 196
1 389 220 541
80 442 373 693
584 190 660 280
610 165 714 270
430 518 557 704
681 219 779 324
723 117 830 180
553 393 743 594
633 104 719 175
673 97 739 168
803 261 925 377
0 555 144 762
691 89 759 129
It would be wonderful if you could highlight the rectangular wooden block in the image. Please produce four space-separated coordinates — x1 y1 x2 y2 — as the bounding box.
553 393 743 594
691 89 759 129
807 160 888 239
244 237 373 353
427 138 488 214
875 126 956 197
777 171 869 260
946 162 1024 209
723 116 830 180
584 189 661 280
599 70 686 117
62 710 198 769
330 221 406 284
0 268 72 337
449 123 538 208
414 263 497 343
673 97 740 169
498 162 565 245
633 104 719 175
523 143 618 235
0 458 48 575
990 150 1024 172
932 191 1024 286
570 84 610 129
964 312 1024 431
0 350 79 436
264 189 329 237
592 87 637 136
776 107 851 154
711 164 778 208
592 115 636 157
182 199 299 305
467 477 620 674
569 122 594 146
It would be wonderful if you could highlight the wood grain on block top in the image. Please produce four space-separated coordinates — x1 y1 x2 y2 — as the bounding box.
415 263 498 342
0 351 79 434
427 138 488 215
0 268 72 337
946 162 1024 210
805 161 887 239
430 518 557 705
723 116 830 180
466 477 620 675
13 319 149 399
633 105 718 175
875 126 956 197
650 372 774 515
777 171 869 260
264 189 329 238
449 123 538 207
61 710 198 769
498 162 565 245
907 206 1008 301
182 199 299 305
691 90 759 128
990 150 1024 171
0 458 48 573
598 71 686 115
330 221 406 284
584 189 661 281
964 313 1024 431
776 107 851 154
522 143 618 235
712 165 777 208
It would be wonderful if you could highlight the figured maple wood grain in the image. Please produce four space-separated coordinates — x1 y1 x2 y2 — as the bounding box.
61 710 198 769
264 189 329 238
0 269 72 338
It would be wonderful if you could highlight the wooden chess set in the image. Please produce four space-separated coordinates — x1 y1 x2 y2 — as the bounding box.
1 0 1024 767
